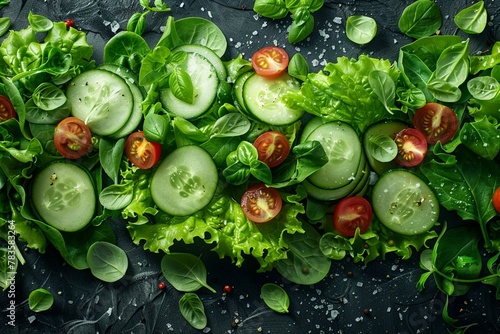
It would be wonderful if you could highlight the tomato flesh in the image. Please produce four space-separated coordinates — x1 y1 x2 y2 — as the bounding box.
413 102 459 145
0 95 16 121
394 128 427 167
493 187 500 214
253 131 291 168
251 46 289 79
54 117 93 159
333 196 373 237
125 131 162 170
241 183 282 223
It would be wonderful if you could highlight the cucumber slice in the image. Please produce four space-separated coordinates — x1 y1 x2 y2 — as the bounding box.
98 64 145 139
160 52 219 119
233 71 253 114
242 73 304 125
300 116 324 142
173 44 227 81
151 145 218 216
372 170 439 235
31 162 96 232
303 154 368 201
303 121 363 190
67 69 134 136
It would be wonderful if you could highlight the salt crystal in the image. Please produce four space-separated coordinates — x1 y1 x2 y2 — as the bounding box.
333 17 342 24
331 310 340 319
28 315 36 323
202 327 211 333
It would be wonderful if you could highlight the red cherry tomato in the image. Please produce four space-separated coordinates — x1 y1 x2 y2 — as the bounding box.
54 117 93 159
251 46 289 79
413 102 459 145
125 131 162 170
240 183 282 223
0 95 16 122
333 196 373 237
253 131 291 168
493 187 500 214
394 128 428 167
65 18 76 29
223 285 232 293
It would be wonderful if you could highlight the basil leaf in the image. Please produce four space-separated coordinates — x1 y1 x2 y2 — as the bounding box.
99 183 134 211
261 283 290 313
288 53 310 81
0 17 11 37
254 0 288 19
288 7 314 44
369 70 396 114
28 11 53 32
467 76 500 100
210 113 251 138
367 134 398 162
169 68 194 104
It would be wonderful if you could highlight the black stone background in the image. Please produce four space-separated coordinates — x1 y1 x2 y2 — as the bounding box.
1 1 500 333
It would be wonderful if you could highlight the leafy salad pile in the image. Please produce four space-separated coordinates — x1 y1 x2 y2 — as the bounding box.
0 0 500 330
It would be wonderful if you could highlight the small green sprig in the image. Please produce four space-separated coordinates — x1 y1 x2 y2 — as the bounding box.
127 0 171 35
253 0 324 44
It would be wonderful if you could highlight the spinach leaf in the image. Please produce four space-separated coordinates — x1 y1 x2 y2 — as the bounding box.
467 76 499 101
261 283 290 313
28 288 54 312
276 222 331 284
179 293 207 330
454 1 487 34
366 134 398 162
398 0 442 39
459 117 500 160
99 183 134 211
420 148 500 251
103 31 151 73
209 113 251 138
433 226 482 296
173 17 227 57
160 253 216 293
433 39 469 87
86 241 129 282
32 82 66 111
346 15 377 45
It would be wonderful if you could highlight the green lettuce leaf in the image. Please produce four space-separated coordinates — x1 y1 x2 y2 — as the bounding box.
283 55 401 134
127 193 305 272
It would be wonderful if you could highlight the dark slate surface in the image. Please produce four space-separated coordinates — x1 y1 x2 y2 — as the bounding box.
1 1 500 333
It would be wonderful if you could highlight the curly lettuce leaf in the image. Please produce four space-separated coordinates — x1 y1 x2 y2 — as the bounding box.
283 55 401 134
127 193 305 272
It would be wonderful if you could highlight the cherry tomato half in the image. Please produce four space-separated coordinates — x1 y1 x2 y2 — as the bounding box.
240 183 282 223
253 131 291 168
413 102 459 145
333 196 373 237
54 117 93 159
0 95 16 122
251 46 289 79
493 187 500 214
394 128 428 167
125 131 162 170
